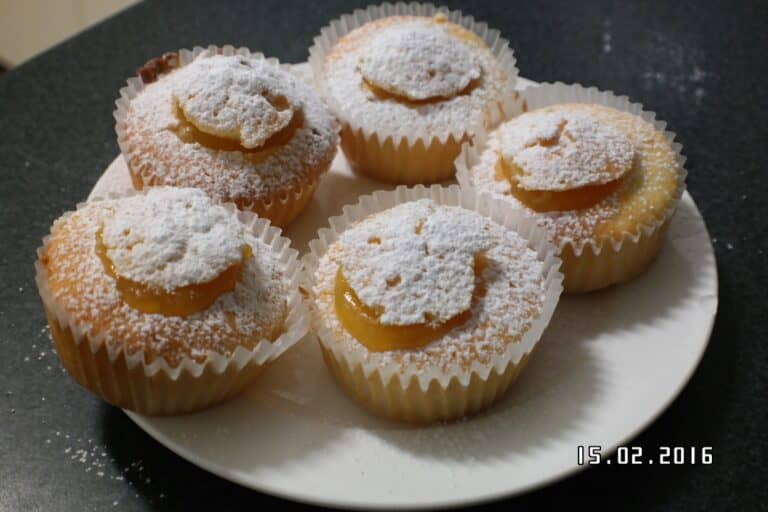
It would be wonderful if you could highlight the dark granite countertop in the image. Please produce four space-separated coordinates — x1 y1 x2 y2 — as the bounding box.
1 0 766 510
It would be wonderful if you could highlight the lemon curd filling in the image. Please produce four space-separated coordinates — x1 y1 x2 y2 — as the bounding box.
334 255 486 351
96 230 251 317
171 103 303 163
362 77 481 106
496 156 625 213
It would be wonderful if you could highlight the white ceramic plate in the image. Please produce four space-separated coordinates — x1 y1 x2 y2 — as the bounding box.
90 70 717 509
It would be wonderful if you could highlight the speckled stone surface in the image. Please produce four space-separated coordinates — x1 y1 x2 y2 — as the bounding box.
1 0 767 510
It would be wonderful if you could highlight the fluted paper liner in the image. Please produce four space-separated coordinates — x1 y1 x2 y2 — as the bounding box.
456 82 688 292
308 2 519 184
114 45 333 228
35 192 308 415
302 185 563 422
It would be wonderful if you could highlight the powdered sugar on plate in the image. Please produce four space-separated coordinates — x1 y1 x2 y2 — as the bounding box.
358 24 481 101
338 199 494 325
102 188 247 291
498 109 635 191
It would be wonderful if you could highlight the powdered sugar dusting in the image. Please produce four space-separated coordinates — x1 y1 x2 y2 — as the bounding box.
102 188 246 291
358 24 481 101
120 52 337 206
41 194 288 366
314 202 547 372
173 55 295 149
467 103 681 247
339 200 494 325
322 16 514 140
499 109 635 191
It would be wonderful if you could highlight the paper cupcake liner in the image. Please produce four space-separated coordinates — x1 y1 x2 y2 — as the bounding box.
308 2 519 184
558 219 671 293
114 45 333 227
336 125 470 184
302 185 563 422
35 193 309 415
319 343 535 423
456 82 688 292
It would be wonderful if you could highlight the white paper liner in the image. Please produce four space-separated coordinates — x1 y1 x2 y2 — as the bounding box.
308 2 520 147
455 82 688 257
302 185 564 391
34 190 308 382
114 45 334 223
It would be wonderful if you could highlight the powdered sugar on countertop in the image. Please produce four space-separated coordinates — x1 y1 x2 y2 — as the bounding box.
339 200 494 325
120 51 337 205
102 188 246 291
322 16 514 140
499 109 635 191
358 24 481 101
174 55 295 149
314 201 548 372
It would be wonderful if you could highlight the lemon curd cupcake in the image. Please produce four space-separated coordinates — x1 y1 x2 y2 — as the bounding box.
304 187 562 423
115 46 339 227
34 187 307 415
309 4 518 184
457 83 686 293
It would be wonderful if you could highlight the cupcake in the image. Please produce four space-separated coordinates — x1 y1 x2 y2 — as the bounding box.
309 3 518 184
115 46 339 227
34 187 307 415
304 186 562 423
457 83 686 293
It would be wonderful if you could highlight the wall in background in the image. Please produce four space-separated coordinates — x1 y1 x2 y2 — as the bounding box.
0 0 139 67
